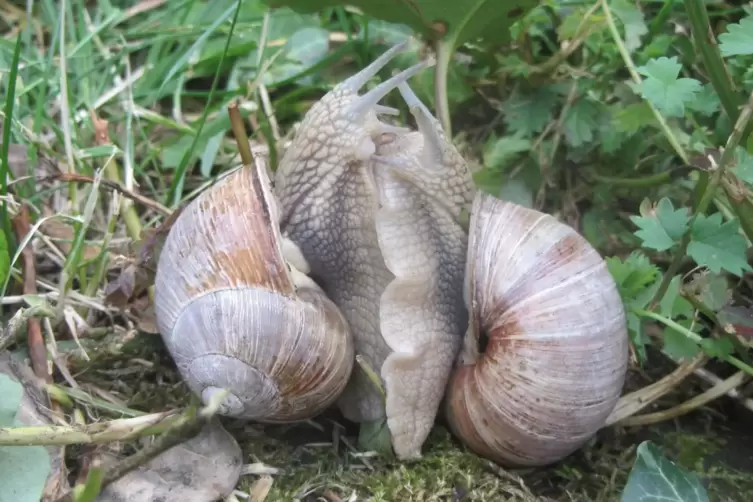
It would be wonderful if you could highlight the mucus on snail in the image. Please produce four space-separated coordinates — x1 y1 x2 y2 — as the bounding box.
153 39 629 468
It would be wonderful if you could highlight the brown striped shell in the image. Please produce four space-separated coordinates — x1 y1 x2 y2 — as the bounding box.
444 193 629 466
153 157 354 422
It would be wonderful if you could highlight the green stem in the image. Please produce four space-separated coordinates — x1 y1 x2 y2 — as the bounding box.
683 0 742 124
601 0 689 164
591 168 690 187
633 308 753 377
648 92 753 308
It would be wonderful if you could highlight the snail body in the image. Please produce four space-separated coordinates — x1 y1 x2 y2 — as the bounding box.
153 156 354 422
274 41 436 428
152 41 629 467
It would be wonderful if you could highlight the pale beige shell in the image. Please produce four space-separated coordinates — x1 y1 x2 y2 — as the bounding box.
445 192 629 467
153 159 354 422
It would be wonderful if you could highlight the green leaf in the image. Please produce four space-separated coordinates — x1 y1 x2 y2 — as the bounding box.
686 84 721 117
699 335 735 360
0 373 52 502
483 135 532 170
687 213 753 276
358 417 395 460
0 231 9 290
621 441 709 502
632 57 702 118
611 0 647 53
658 275 692 319
731 146 753 184
606 251 661 302
262 0 538 48
613 102 656 134
630 198 690 251
662 328 701 361
564 99 600 148
719 15 753 57
502 86 560 137
0 373 23 426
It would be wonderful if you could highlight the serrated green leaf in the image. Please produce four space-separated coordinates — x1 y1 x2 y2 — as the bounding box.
564 98 600 148
611 0 647 52
632 57 702 118
621 441 709 502
718 15 753 57
606 251 661 301
613 102 656 134
483 135 531 170
662 328 701 362
699 336 735 359
630 198 690 251
686 83 721 116
687 213 753 276
502 87 559 137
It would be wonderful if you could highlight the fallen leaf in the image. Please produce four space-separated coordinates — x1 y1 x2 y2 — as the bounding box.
96 419 242 502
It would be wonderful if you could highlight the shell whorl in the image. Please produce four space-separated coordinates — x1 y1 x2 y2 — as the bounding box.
444 192 629 467
154 161 355 422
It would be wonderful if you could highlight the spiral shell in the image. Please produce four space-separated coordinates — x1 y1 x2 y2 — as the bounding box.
445 192 629 467
154 159 355 422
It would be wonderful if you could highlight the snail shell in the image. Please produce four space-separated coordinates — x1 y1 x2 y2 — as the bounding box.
153 157 355 421
445 193 630 466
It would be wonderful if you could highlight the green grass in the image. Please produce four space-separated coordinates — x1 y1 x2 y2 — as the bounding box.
3 0 753 500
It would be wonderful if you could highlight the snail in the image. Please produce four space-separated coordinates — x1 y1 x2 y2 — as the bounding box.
153 153 355 422
152 40 629 467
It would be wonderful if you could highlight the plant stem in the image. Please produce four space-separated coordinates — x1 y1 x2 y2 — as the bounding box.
648 91 753 308
0 410 180 446
683 0 742 125
601 0 690 165
633 308 753 376
591 168 691 187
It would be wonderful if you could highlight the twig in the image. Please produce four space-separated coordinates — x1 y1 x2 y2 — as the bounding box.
693 366 753 414
618 370 748 427
99 390 229 489
11 204 51 383
605 353 707 426
47 172 171 216
0 410 180 445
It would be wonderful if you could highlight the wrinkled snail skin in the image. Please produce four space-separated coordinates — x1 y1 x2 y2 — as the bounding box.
369 83 476 459
444 193 630 467
273 40 433 424
153 157 355 422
